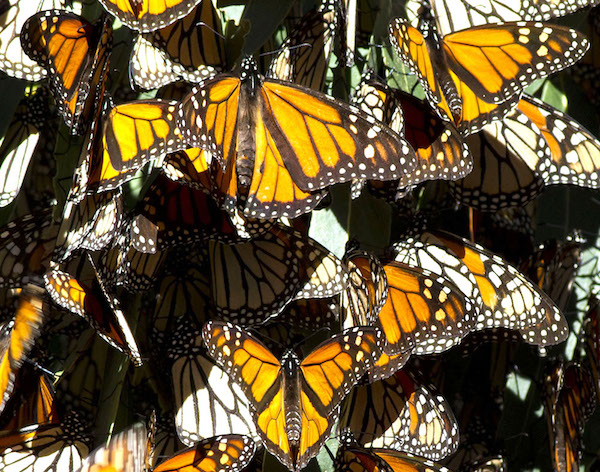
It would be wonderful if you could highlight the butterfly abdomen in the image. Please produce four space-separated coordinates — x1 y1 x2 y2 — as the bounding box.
236 59 262 189
282 351 302 463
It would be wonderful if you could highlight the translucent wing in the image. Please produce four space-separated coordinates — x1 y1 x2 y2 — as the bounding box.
340 369 458 460
0 415 90 472
517 94 600 188
341 249 388 328
0 0 65 80
268 0 337 91
130 0 224 89
210 224 346 323
430 0 599 36
75 423 147 472
422 231 562 334
450 107 550 210
44 265 142 366
167 319 257 446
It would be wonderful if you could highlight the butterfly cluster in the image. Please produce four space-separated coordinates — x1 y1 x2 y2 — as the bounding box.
0 0 600 471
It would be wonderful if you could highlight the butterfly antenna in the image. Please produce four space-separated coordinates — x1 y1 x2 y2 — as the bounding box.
23 358 59 382
194 21 225 40
259 42 314 58
290 326 332 352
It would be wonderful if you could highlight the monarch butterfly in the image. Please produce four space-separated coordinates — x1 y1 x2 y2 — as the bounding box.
0 210 56 290
0 0 65 80
202 321 385 471
98 0 203 32
344 249 477 357
173 56 417 219
267 0 337 91
395 231 565 345
167 318 258 446
154 434 257 472
336 439 452 472
0 411 92 472
129 0 225 90
422 0 599 37
341 248 388 329
389 17 589 135
21 11 112 135
450 94 600 210
543 360 597 472
0 285 45 416
43 262 143 366
340 368 459 460
54 189 123 262
351 72 473 199
209 223 347 323
0 87 51 208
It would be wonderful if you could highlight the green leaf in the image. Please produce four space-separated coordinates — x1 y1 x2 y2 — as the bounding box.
240 0 295 54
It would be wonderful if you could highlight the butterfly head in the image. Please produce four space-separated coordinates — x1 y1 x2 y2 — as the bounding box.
240 56 262 89
282 349 300 375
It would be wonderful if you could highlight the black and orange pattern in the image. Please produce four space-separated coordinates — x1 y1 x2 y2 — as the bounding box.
0 0 598 471
203 321 384 471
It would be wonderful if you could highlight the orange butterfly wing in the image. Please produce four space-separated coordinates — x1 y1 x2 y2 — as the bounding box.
44 268 142 366
377 261 476 355
422 231 560 333
21 11 112 134
102 100 184 171
443 22 589 104
154 434 256 472
0 286 45 415
98 0 202 32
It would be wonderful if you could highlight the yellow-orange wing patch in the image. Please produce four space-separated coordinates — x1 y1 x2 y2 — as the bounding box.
0 286 45 415
178 77 241 169
154 434 256 472
98 0 203 32
388 19 447 115
517 94 600 189
377 261 475 355
443 22 589 104
261 80 416 191
103 99 184 171
202 321 281 405
21 11 112 134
